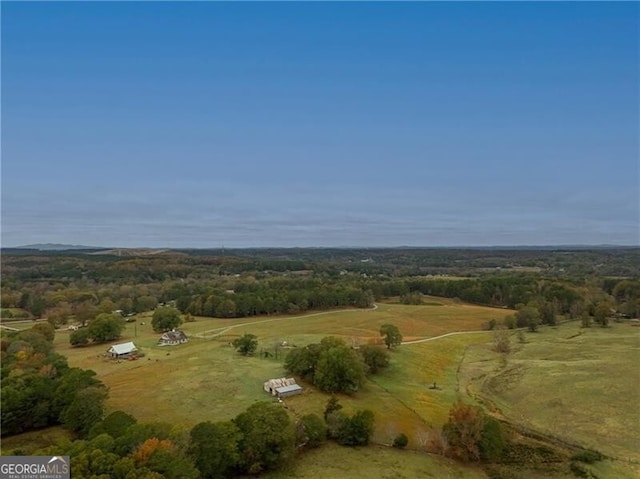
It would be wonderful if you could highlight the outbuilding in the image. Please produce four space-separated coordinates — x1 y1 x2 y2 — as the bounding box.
275 383 303 398
263 377 302 398
107 341 138 358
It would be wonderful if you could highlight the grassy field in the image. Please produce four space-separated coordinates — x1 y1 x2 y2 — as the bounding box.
0 427 73 455
260 443 489 479
460 321 640 475
52 301 511 438
19 303 640 477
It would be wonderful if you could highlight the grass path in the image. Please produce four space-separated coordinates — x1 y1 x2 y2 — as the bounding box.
402 329 492 345
192 303 379 339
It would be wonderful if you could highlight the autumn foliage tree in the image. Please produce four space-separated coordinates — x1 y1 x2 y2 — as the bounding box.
442 401 505 462
443 401 485 462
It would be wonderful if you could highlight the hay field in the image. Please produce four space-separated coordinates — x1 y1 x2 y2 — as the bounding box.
53 301 510 433
460 323 640 465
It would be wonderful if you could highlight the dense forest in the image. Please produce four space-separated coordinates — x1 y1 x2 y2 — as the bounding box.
1 247 638 326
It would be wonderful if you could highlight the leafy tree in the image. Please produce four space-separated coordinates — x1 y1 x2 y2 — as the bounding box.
594 301 611 327
74 301 98 327
358 344 390 374
31 322 55 342
189 421 241 479
12 330 53 356
296 414 327 449
151 307 183 332
337 409 375 446
515 304 540 332
232 333 258 356
315 344 367 394
284 344 321 381
87 313 125 342
135 296 158 314
97 298 118 315
60 385 108 435
324 396 343 421
233 401 295 474
401 292 423 305
215 299 237 318
145 446 199 479
113 422 174 456
379 324 403 349
53 368 103 416
70 328 91 346
90 410 137 439
442 401 484 462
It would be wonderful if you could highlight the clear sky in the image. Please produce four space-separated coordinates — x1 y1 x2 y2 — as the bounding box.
2 1 638 248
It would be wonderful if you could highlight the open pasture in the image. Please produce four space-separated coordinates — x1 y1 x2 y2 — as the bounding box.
53 301 511 440
260 442 489 479
192 299 511 345
460 322 640 465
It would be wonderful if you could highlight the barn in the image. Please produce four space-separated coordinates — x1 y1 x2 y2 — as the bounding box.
107 341 138 358
263 377 302 398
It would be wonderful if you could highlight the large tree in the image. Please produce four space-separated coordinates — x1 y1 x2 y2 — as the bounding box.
379 324 403 349
358 344 390 374
189 421 241 479
60 385 108 435
151 307 183 332
314 344 367 394
87 313 125 342
233 402 295 475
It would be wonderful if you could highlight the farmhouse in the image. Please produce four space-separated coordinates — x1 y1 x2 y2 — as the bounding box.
263 377 302 398
107 341 138 358
158 329 189 346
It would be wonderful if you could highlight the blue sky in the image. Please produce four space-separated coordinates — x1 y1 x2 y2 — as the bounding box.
2 2 638 247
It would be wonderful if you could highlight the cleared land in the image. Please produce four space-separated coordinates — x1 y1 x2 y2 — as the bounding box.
261 442 489 479
53 301 511 441
25 303 640 477
460 322 640 476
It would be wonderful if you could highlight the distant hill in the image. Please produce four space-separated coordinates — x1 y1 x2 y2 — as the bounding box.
15 243 103 251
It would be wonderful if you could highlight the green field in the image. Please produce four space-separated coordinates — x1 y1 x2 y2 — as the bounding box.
460 322 640 476
46 302 640 477
52 302 510 435
261 443 489 479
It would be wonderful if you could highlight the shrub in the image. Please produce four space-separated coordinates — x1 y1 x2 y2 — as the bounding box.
569 461 590 478
479 417 505 461
297 414 327 448
392 433 409 449
337 410 375 446
571 449 603 464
